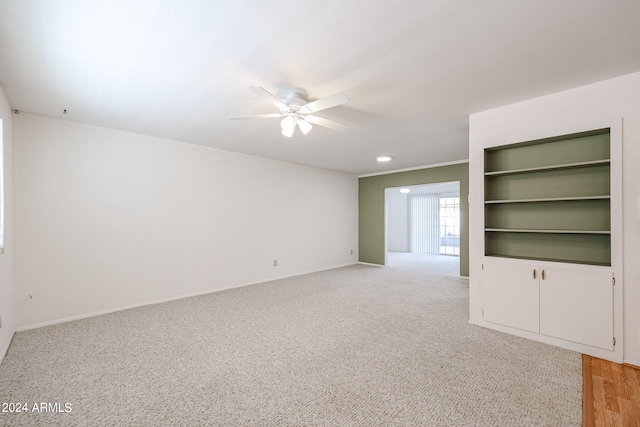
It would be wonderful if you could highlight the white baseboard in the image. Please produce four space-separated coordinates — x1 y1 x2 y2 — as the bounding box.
473 318 623 364
0 331 15 366
358 262 385 267
470 320 639 366
15 262 359 332
623 358 640 368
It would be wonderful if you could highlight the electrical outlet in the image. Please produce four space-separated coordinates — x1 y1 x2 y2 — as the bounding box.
273 260 278 267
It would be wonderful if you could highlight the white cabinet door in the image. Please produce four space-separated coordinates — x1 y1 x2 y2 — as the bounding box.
540 265 613 350
482 258 539 333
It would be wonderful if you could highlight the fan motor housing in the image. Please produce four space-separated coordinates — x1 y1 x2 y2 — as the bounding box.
282 91 306 106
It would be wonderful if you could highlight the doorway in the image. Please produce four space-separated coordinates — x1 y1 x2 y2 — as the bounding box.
385 181 460 268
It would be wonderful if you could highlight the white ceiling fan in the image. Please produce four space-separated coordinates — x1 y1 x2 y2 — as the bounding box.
230 86 349 137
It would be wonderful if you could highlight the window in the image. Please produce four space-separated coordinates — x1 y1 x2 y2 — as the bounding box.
439 195 459 255
409 193 460 256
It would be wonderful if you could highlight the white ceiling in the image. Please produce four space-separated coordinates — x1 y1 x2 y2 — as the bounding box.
391 182 460 196
1 1 639 176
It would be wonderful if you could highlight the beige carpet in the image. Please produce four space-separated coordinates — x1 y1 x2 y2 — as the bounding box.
0 253 581 426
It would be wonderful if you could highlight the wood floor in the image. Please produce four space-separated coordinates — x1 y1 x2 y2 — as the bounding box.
583 355 640 427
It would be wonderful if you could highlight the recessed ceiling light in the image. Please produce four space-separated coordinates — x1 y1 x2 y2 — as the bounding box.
376 155 392 162
400 188 410 194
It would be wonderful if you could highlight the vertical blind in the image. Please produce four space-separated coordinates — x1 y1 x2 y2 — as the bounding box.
409 194 440 253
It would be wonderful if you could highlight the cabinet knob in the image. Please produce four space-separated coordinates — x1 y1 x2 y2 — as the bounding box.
541 270 545 280
533 269 537 279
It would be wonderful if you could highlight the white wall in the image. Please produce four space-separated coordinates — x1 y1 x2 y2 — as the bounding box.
0 87 14 364
13 114 358 329
469 72 640 364
386 188 408 252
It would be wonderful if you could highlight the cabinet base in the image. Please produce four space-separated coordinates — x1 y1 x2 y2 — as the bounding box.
468 319 622 363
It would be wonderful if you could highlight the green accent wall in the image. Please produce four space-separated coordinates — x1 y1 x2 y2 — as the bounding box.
359 162 469 276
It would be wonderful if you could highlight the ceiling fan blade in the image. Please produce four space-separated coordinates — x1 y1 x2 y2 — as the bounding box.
297 118 312 135
300 93 349 113
247 86 288 110
304 115 349 131
230 113 284 120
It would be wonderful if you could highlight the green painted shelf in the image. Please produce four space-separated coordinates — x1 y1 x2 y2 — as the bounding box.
485 228 610 234
485 195 610 204
484 159 610 177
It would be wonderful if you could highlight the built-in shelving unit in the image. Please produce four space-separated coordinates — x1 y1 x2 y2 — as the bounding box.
484 128 611 265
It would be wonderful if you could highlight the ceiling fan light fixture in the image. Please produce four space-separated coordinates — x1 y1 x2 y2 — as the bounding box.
232 86 350 137
376 155 392 162
281 117 295 137
297 118 312 135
